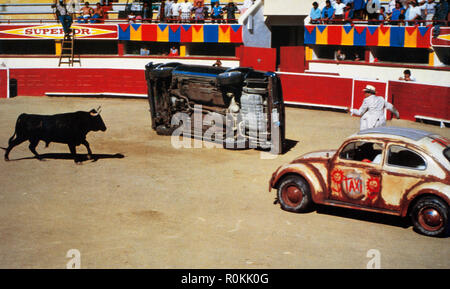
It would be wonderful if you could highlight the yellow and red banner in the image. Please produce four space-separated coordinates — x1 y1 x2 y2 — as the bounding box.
0 24 118 39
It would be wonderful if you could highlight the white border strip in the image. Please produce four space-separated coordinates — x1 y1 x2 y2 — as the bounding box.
284 100 348 110
6 67 10 99
45 92 147 98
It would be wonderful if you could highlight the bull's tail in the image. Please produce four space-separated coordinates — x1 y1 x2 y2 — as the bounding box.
8 132 16 146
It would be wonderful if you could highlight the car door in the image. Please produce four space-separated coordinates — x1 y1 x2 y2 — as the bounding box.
379 143 428 212
328 140 385 208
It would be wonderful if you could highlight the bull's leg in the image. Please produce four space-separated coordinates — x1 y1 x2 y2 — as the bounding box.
28 138 41 160
68 144 79 163
81 140 93 160
4 136 27 161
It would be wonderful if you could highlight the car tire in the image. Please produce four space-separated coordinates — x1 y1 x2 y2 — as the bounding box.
277 175 313 213
411 196 449 237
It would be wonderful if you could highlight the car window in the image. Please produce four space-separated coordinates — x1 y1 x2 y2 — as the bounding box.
339 141 383 164
387 145 426 170
444 147 450 163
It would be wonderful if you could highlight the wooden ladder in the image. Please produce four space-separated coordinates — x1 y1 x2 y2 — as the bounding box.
58 30 81 67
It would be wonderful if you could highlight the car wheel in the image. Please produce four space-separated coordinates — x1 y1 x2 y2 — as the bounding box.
411 196 449 237
277 175 313 213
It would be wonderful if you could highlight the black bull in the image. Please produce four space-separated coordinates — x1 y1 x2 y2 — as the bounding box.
4 109 106 163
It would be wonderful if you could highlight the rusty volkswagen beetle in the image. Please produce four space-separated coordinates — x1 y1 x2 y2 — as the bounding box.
269 126 450 237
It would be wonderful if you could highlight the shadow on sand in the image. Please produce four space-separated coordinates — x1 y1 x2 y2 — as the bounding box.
7 153 125 163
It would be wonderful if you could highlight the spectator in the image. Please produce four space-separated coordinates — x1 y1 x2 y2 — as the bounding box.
333 0 347 22
164 0 174 22
310 2 322 24
171 0 181 22
353 0 366 19
390 1 406 25
140 47 150 55
420 0 436 25
378 6 386 23
192 1 208 23
142 1 153 22
344 2 354 22
90 2 105 23
398 69 417 81
128 11 136 23
432 0 448 38
335 49 346 61
405 1 422 26
321 0 335 24
78 2 93 23
213 59 222 67
180 0 193 23
211 1 223 23
211 0 220 11
223 1 239 23
52 0 72 35
169 46 179 56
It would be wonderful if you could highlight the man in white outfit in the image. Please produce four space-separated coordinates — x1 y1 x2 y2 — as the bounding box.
350 85 400 131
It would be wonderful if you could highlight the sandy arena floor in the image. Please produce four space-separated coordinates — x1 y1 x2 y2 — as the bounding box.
0 96 448 269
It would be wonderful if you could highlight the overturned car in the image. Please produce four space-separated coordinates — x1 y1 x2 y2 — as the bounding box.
145 62 285 154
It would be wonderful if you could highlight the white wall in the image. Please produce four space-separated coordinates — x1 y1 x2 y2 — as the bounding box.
307 62 450 86
0 57 240 69
264 0 314 16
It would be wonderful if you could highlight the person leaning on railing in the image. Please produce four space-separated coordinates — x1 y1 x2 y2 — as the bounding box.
223 1 238 24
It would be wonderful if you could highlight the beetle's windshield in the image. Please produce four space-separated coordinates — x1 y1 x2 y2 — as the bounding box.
444 147 450 163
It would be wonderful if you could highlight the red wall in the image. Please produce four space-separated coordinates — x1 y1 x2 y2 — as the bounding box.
5 66 449 124
9 68 147 96
0 69 7 98
279 72 449 122
388 81 450 121
280 73 353 108
279 46 305 73
238 46 276 72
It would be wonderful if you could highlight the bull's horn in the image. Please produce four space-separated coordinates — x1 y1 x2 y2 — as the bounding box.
96 106 102 113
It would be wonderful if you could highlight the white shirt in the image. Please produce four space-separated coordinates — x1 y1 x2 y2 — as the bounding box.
333 3 346 15
423 2 436 15
351 94 399 131
180 2 193 13
388 0 396 13
171 2 181 16
406 6 421 20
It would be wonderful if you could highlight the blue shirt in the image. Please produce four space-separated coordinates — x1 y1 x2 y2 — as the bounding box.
322 6 335 18
310 7 321 20
212 6 222 17
390 7 404 20
353 0 366 11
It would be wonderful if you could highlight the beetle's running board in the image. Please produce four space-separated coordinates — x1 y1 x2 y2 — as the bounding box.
322 200 401 216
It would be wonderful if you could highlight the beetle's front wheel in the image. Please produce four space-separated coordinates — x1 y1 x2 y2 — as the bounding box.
411 196 448 237
277 175 313 213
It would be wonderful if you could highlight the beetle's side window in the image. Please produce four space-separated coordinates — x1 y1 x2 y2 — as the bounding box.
387 145 426 170
339 141 383 164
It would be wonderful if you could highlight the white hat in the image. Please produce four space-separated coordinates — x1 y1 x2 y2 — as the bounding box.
363 85 376 93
